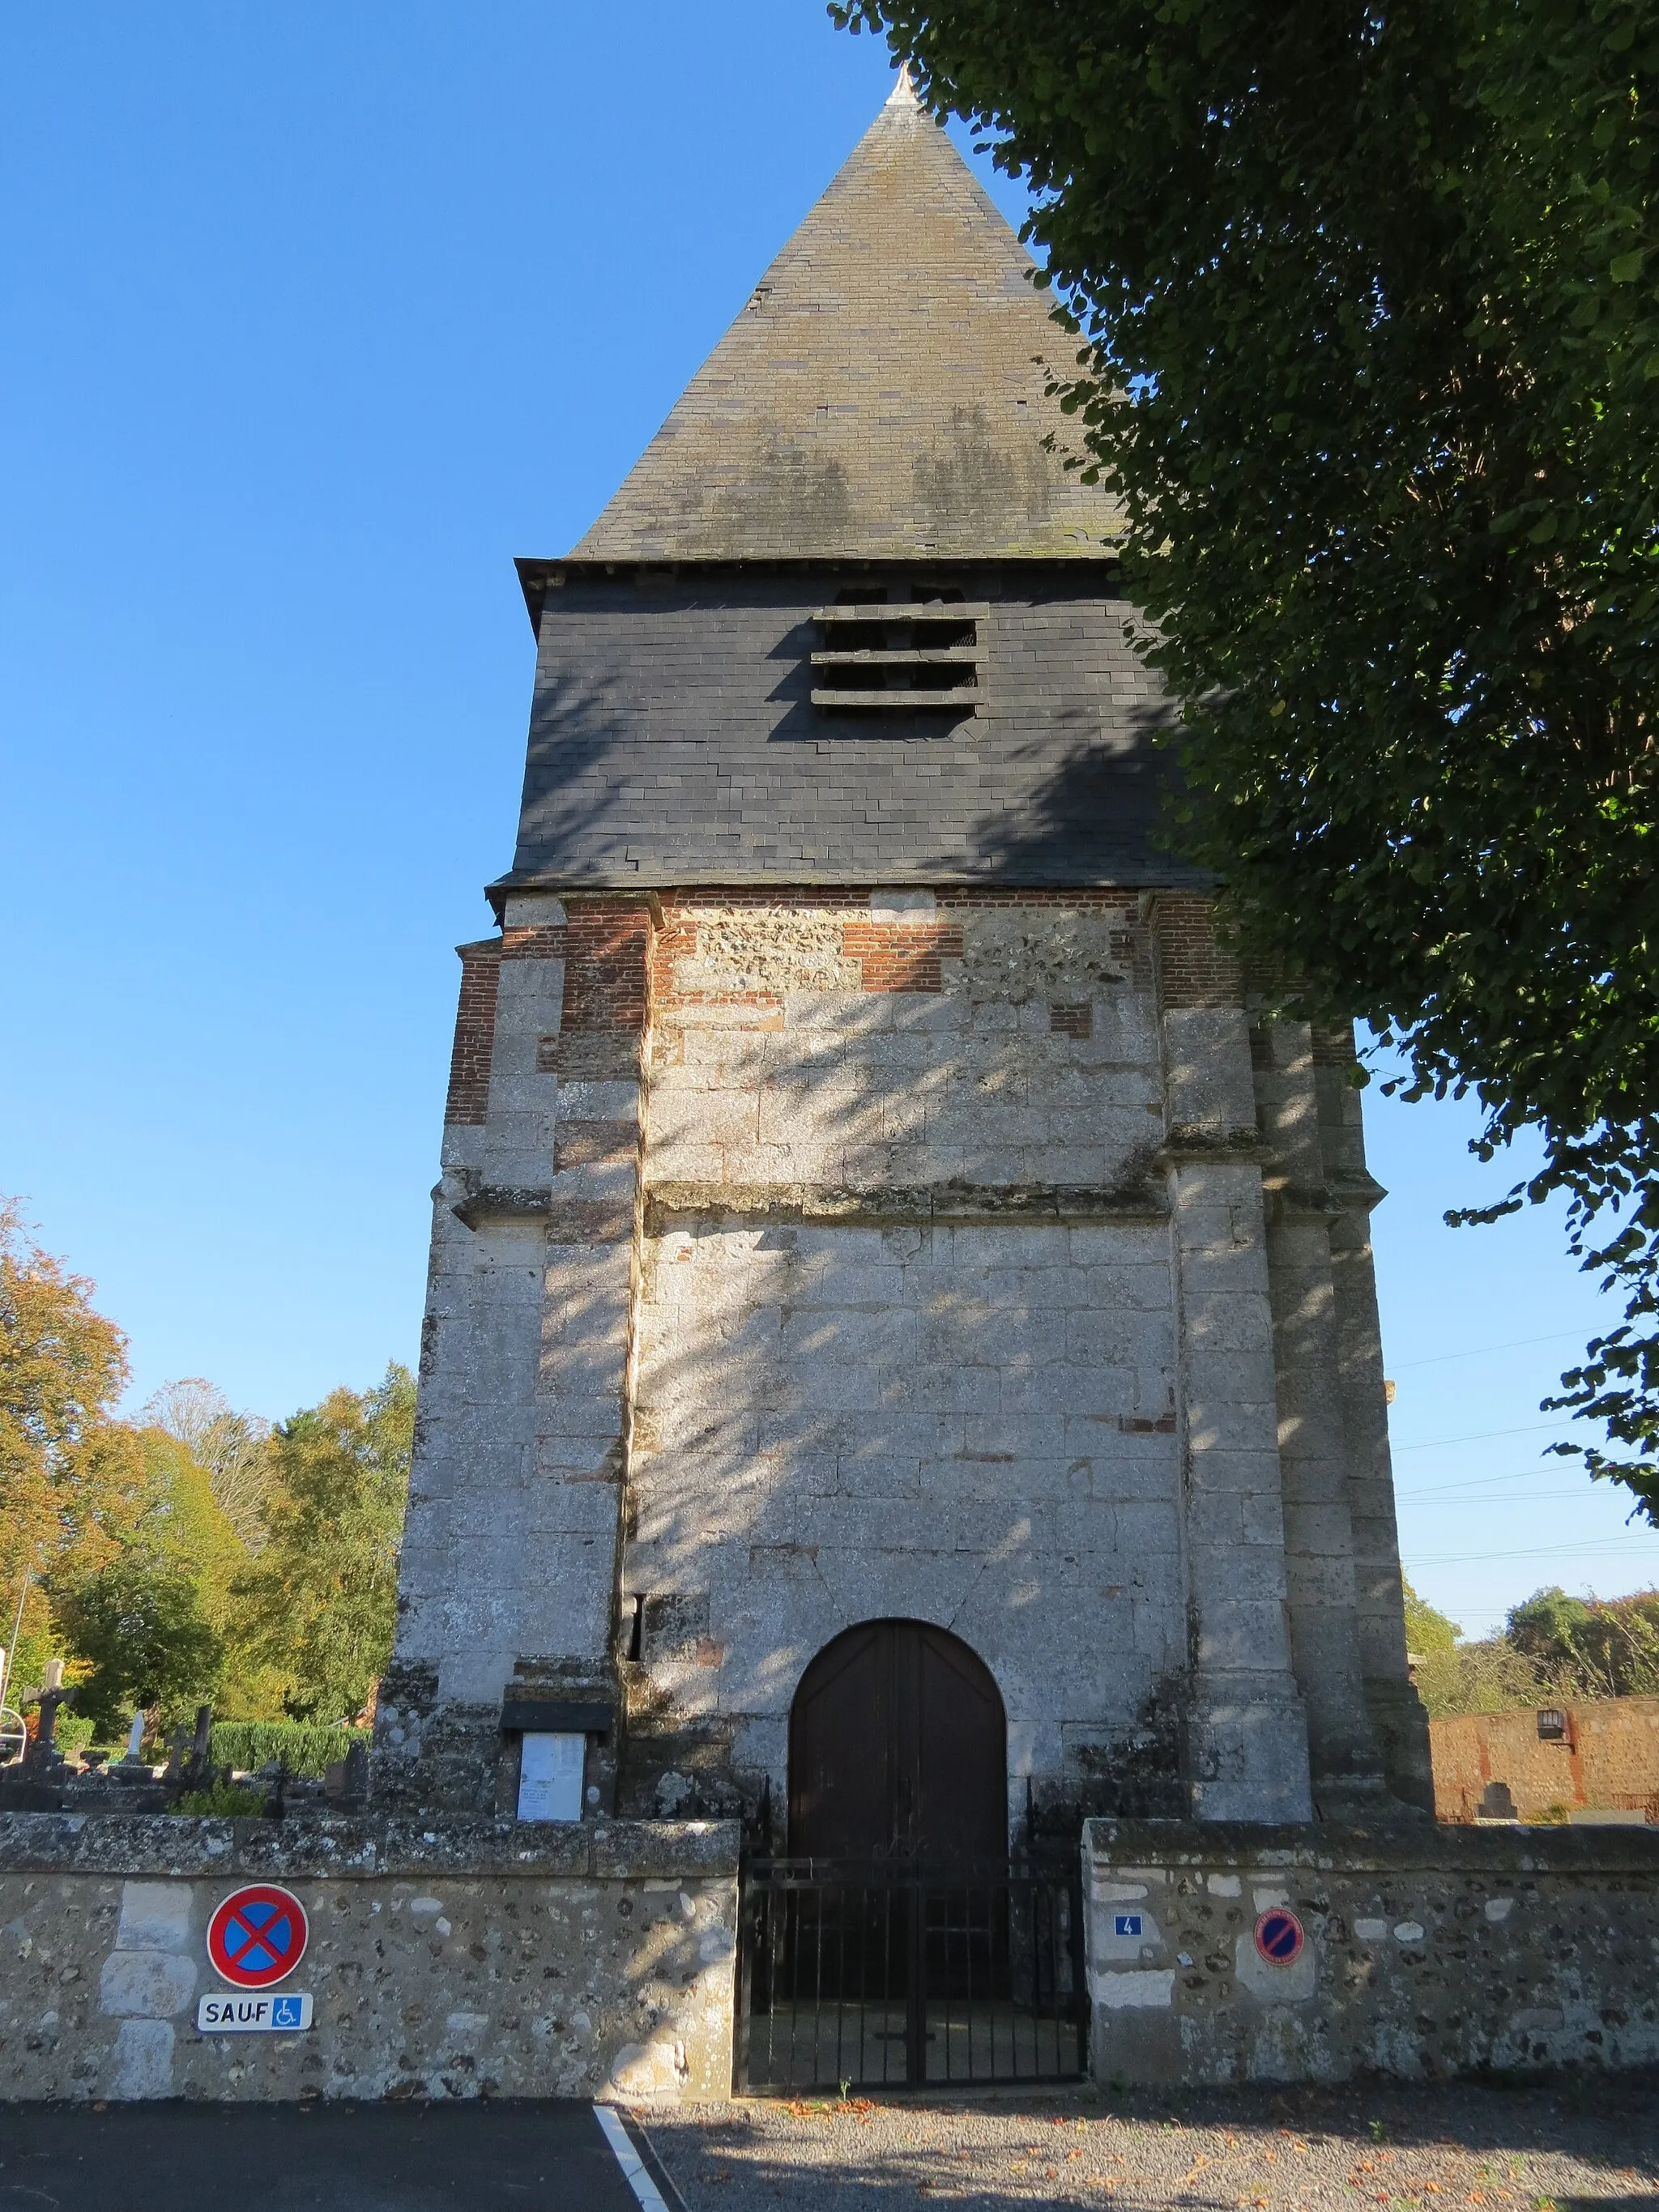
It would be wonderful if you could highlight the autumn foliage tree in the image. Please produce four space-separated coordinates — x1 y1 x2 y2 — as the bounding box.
0 1204 260 1733
0 1202 150 1687
2 1204 413 1740
49 1426 254 1736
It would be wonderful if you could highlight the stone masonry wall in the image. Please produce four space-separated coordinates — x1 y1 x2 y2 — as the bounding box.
1085 1818 1659 2086
0 1814 737 2104
386 889 652 1813
1309 1025 1433 1810
389 877 1425 1833
1249 1010 1428 1816
623 889 1186 1831
1431 1698 1659 1822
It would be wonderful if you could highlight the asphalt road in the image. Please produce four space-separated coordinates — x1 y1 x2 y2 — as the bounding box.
0 2099 679 2212
6 2078 1657 2210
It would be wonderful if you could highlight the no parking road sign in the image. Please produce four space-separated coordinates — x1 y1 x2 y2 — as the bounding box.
207 1883 309 1988
1253 1906 1305 1965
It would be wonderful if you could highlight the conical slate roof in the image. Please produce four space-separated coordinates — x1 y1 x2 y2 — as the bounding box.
571 75 1121 561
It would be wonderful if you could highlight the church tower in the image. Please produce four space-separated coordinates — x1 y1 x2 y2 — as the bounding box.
377 75 1433 1839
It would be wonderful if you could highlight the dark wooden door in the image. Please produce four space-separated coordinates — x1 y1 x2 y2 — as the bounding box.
788 1620 1007 1863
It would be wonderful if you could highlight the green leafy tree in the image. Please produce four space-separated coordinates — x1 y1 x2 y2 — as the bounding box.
51 1558 222 1738
1402 1580 1462 1656
49 1427 249 1738
1412 1634 1544 1720
1507 1583 1659 1695
1410 1583 1659 1713
834 0 1659 1511
230 1365 414 1724
140 1379 275 1554
1401 1580 1531 1719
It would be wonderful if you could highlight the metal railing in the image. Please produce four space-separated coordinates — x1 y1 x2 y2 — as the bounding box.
735 1857 1085 2092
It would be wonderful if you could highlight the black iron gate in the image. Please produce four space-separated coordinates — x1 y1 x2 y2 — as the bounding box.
735 1858 1086 2091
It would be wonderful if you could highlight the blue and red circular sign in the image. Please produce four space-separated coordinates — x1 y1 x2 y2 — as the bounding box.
207 1884 308 1988
1254 1907 1305 1966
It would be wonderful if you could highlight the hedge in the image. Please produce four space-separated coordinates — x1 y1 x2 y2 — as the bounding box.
209 1722 369 1778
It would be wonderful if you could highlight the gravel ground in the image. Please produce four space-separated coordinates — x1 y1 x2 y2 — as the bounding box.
642 2076 1659 2212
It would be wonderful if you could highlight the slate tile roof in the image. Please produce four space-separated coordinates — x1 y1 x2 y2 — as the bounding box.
570 75 1123 563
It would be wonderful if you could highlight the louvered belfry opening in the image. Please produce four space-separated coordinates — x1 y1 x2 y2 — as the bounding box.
811 589 983 713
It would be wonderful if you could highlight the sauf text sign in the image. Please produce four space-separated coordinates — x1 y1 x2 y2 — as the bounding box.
197 1992 314 2033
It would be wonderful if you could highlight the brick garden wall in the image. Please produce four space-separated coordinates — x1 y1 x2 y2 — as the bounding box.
1431 1698 1659 1822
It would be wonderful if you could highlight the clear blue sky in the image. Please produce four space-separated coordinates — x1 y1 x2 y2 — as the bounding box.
4 2 1653 1637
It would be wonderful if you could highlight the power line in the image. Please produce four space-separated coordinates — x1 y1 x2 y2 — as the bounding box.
1397 1465 1561 1498
1401 1487 1593 1507
1396 1463 1640 1501
1392 1419 1573 1452
1392 1329 1587 1371
1406 1535 1659 1568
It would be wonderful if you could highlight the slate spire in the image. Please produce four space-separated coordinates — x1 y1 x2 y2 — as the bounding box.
571 80 1121 561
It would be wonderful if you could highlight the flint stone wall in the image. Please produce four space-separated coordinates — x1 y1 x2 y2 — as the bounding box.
0 1813 737 2105
1085 1818 1659 2086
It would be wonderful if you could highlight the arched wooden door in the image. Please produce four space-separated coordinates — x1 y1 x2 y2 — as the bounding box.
788 1620 1007 1863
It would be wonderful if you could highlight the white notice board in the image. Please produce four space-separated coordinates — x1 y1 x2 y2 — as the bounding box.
517 1731 585 1822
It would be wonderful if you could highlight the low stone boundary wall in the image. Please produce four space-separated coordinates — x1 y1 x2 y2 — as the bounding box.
0 1812 738 2103
1085 1819 1659 2086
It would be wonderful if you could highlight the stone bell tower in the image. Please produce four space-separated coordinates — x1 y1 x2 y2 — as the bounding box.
376 73 1433 1839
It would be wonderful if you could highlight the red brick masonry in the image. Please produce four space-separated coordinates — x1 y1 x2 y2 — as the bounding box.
1431 1697 1659 1822
444 941 502 1127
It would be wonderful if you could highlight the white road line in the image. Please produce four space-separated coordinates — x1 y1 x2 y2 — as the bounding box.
593 2102 672 2212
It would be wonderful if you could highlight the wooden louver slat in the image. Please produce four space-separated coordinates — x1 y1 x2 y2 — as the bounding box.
809 604 983 713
